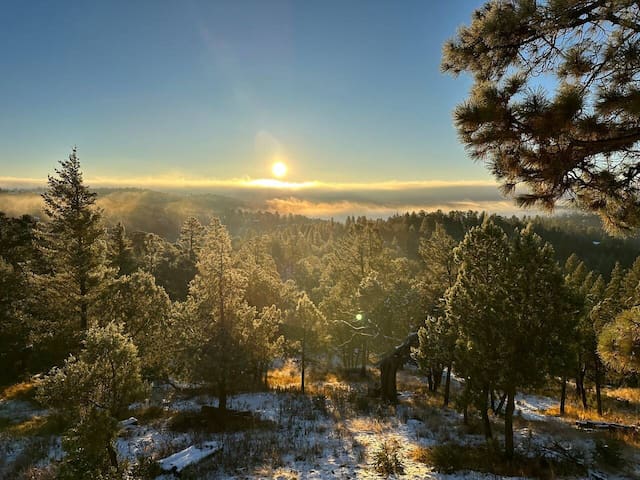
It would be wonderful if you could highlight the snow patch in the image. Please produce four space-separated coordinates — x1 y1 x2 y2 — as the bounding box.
158 441 220 473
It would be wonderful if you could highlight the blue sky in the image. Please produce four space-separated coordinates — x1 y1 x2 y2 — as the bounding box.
0 0 491 189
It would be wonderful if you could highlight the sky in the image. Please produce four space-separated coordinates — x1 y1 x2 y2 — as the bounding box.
0 0 520 217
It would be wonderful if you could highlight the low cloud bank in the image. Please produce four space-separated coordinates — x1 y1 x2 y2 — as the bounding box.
0 175 545 220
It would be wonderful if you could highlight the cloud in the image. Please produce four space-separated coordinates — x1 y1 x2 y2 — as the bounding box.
0 192 44 218
0 174 497 191
0 174 542 220
263 197 532 220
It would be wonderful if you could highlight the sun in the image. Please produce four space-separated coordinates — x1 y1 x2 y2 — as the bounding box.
272 161 287 178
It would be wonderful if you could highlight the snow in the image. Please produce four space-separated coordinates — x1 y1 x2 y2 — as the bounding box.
158 441 221 473
0 398 47 422
116 426 192 462
514 393 558 421
119 416 138 428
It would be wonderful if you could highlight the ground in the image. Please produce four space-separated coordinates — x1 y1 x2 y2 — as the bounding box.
1 364 640 479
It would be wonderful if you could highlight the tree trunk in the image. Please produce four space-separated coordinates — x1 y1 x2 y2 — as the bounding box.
218 378 227 411
378 333 418 403
576 367 588 409
495 392 507 415
380 355 400 403
462 384 470 425
361 340 367 377
580 373 588 410
107 441 118 469
560 376 567 415
433 366 442 392
504 387 516 458
595 358 603 416
481 387 492 440
443 363 452 407
301 335 306 394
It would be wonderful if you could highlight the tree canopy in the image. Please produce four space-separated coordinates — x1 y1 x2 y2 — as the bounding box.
443 0 640 231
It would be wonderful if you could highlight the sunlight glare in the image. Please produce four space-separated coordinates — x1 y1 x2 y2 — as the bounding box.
272 161 287 178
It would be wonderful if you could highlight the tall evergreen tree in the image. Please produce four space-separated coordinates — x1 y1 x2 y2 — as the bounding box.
107 222 136 276
448 220 574 457
177 218 256 410
447 220 511 442
178 216 206 262
40 148 106 331
416 223 459 404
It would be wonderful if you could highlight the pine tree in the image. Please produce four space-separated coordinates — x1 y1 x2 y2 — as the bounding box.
290 293 327 393
40 148 106 331
37 322 147 477
319 220 392 369
107 222 136 276
448 220 574 457
500 225 574 456
622 257 640 308
418 223 458 312
0 258 30 384
599 308 640 374
178 216 205 261
443 1 640 231
446 219 511 442
177 218 252 410
563 254 602 411
90 271 171 376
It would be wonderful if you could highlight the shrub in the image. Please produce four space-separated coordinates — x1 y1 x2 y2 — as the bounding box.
373 439 404 477
415 443 586 479
595 439 626 469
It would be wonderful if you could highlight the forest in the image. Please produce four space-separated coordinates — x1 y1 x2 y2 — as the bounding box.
2 152 640 478
5 0 640 478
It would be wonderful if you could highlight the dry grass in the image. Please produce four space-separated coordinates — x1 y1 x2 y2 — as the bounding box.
606 387 640 405
0 381 37 402
543 403 639 426
4 414 66 437
267 361 301 391
347 417 386 434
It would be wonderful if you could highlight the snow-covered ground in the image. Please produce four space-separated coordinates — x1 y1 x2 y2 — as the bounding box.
1 375 638 479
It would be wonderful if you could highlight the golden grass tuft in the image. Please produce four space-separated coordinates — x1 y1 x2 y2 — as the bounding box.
410 445 431 463
0 381 37 401
267 361 301 390
5 414 66 437
606 387 640 405
543 403 639 425
347 417 386 434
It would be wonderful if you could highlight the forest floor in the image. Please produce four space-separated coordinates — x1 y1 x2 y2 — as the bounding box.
1 363 640 479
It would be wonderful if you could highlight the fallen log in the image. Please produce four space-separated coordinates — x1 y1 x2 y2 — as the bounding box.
575 420 638 432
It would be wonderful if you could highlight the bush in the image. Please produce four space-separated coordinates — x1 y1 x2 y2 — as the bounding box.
130 456 163 479
36 323 147 478
373 439 404 477
415 443 586 479
595 439 626 469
